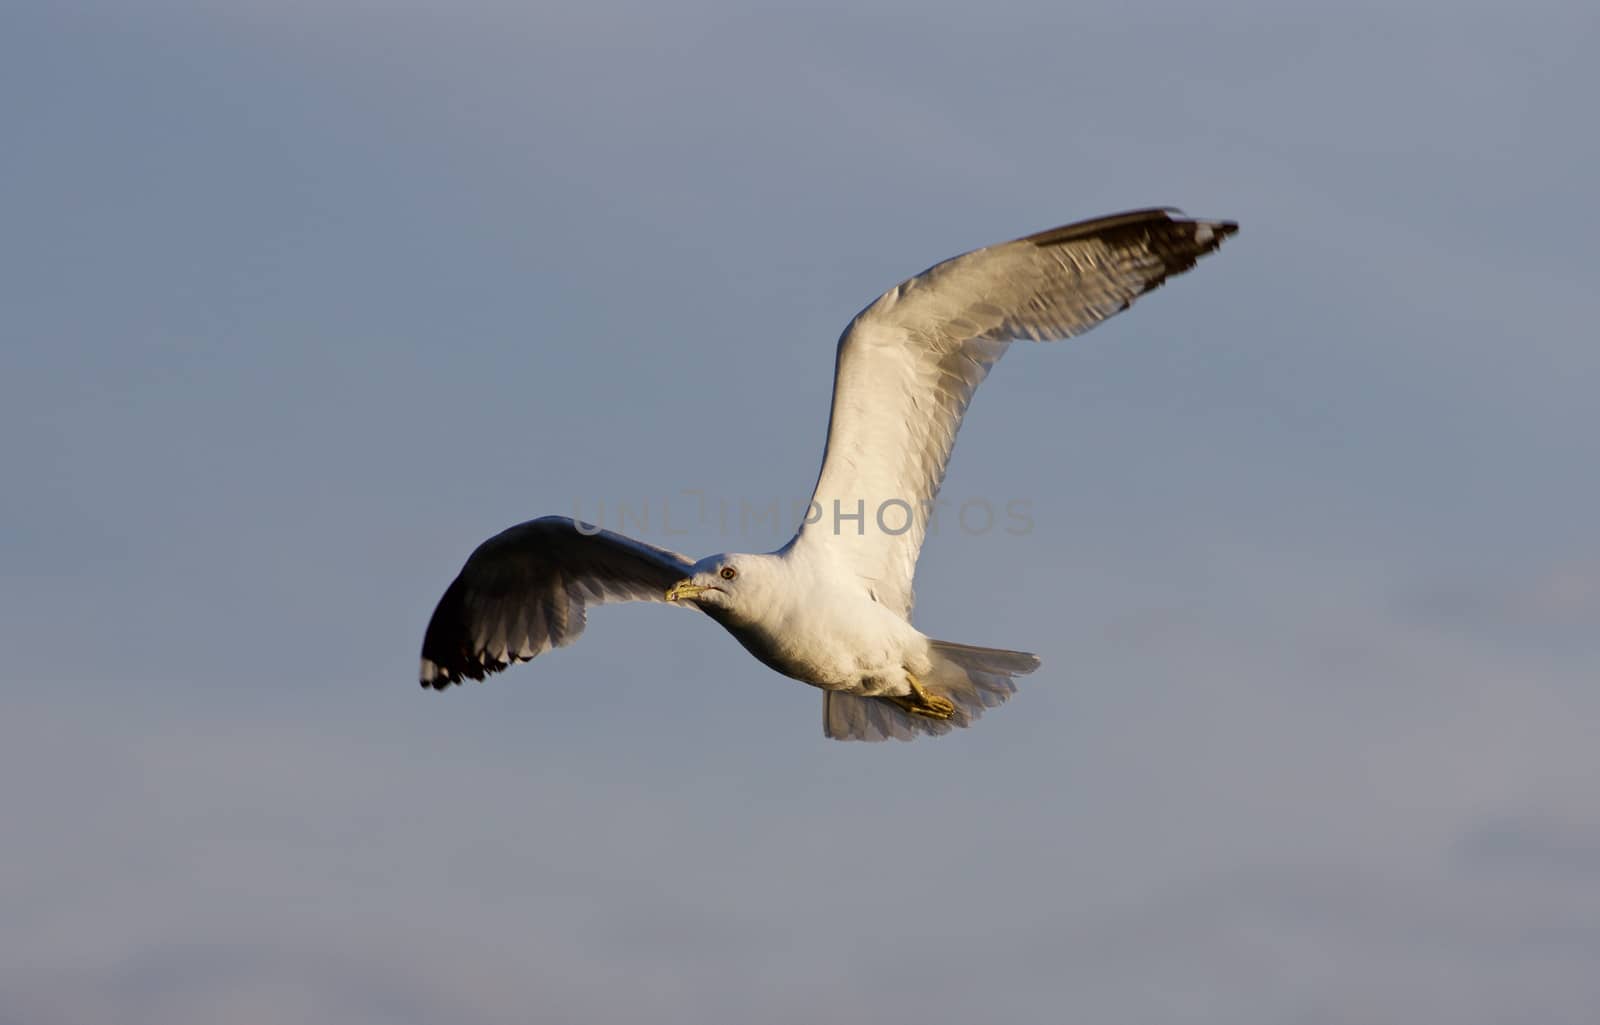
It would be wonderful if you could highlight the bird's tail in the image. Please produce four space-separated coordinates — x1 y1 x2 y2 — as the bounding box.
822 640 1041 742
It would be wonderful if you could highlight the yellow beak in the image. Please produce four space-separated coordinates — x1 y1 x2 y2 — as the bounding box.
665 580 708 602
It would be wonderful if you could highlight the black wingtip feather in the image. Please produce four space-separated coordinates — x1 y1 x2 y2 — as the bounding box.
1026 208 1238 257
418 573 504 689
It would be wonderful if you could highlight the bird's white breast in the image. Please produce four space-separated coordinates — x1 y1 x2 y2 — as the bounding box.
713 558 928 696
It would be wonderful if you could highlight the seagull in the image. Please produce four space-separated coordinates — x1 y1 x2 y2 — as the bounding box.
419 208 1237 740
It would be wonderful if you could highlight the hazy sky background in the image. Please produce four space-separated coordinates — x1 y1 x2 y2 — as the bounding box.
5 1 1598 1022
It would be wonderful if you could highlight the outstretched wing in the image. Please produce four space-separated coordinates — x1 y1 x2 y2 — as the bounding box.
790 209 1237 617
419 516 694 688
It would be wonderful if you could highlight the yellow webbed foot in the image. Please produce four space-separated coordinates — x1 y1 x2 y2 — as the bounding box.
892 671 956 720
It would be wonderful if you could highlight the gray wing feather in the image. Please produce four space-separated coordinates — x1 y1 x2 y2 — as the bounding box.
792 209 1237 617
419 516 694 688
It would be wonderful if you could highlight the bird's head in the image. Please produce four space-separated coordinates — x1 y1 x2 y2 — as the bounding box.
665 553 776 622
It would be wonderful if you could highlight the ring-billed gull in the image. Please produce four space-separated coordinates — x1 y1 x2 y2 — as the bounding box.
419 208 1237 740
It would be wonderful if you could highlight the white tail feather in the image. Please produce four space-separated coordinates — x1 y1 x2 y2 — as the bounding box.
822 640 1041 742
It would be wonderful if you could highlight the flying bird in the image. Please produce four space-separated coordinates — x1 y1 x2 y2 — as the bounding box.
419 208 1237 740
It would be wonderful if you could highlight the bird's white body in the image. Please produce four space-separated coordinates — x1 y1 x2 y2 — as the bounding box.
419 209 1236 740
687 551 931 697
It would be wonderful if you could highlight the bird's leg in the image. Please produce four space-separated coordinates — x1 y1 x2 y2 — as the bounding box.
891 670 956 720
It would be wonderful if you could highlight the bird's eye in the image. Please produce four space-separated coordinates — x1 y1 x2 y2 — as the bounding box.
720 566 737 581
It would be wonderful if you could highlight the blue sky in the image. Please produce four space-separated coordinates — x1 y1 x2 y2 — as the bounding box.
4 2 1598 1022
